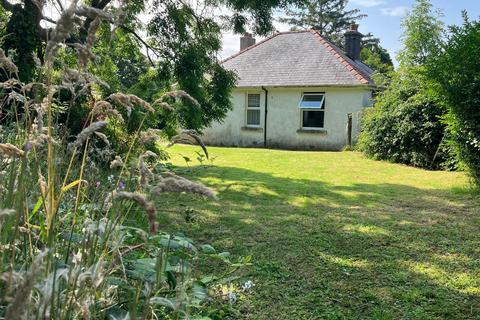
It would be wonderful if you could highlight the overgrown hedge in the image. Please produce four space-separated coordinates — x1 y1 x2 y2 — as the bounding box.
427 19 480 186
358 69 455 170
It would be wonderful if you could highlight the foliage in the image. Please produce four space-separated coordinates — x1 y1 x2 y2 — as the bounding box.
358 0 453 170
360 34 394 75
397 0 444 68
358 69 452 169
0 3 252 319
427 16 480 186
1 1 42 82
0 0 303 138
279 0 366 46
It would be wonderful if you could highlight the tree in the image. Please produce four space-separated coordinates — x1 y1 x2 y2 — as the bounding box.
279 0 366 46
397 0 444 67
358 0 453 170
0 0 303 131
360 34 394 75
428 15 480 186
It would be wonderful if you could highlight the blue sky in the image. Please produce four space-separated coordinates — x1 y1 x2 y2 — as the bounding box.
221 0 480 65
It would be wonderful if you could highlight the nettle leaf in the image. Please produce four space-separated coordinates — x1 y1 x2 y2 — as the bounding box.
201 244 216 254
126 258 157 282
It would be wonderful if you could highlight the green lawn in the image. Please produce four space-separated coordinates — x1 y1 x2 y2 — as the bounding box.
161 145 480 319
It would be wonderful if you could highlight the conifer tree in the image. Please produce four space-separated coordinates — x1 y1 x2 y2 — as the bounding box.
280 0 366 45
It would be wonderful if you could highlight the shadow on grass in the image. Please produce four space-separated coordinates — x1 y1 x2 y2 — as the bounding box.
155 165 480 320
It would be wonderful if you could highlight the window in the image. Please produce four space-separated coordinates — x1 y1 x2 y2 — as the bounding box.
299 93 325 129
246 93 261 126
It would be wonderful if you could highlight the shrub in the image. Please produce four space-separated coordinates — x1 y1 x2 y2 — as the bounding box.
427 17 480 186
358 70 454 169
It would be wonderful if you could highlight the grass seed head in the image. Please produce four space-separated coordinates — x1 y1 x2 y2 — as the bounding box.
70 121 107 150
0 143 25 158
113 192 158 234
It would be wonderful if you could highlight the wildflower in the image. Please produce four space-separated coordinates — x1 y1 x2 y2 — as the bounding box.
117 181 125 190
107 175 115 183
242 280 255 290
95 181 101 188
228 292 237 304
0 143 26 158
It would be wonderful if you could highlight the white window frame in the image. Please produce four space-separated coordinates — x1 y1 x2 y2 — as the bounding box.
245 92 261 128
299 93 326 130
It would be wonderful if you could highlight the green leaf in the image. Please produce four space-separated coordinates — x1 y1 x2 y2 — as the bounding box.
201 244 216 254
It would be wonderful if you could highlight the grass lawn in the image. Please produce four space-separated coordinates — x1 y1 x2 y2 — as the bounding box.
159 145 480 319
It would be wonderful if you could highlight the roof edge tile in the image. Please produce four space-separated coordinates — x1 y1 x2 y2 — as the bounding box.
309 29 373 85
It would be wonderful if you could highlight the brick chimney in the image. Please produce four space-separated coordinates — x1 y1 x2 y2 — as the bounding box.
344 24 363 61
240 33 256 51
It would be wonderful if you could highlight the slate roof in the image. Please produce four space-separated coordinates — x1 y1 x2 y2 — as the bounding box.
222 30 374 88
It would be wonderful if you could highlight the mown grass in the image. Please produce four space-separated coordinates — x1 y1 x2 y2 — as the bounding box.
158 145 480 319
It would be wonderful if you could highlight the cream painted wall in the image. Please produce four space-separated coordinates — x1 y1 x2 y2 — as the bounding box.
202 87 373 151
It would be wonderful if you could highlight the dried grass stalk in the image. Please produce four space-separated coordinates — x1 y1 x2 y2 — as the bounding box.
45 1 80 63
0 143 25 158
70 121 107 149
169 130 209 159
5 250 49 320
0 49 18 74
161 90 200 108
113 192 157 234
108 93 154 113
138 151 157 188
110 156 124 169
152 174 217 199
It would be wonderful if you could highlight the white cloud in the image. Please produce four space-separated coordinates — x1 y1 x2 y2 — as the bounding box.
350 0 385 8
380 6 410 17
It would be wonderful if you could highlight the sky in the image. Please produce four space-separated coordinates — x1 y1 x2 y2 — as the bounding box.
220 0 480 65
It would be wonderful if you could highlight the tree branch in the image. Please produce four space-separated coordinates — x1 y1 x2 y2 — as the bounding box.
120 25 157 67
55 0 64 11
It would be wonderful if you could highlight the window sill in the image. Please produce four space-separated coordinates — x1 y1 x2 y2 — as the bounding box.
297 128 327 134
241 126 263 132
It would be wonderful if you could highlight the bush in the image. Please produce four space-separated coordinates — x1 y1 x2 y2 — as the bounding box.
428 18 480 186
358 69 454 170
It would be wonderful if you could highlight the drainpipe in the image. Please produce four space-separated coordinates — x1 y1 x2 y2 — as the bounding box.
262 86 268 148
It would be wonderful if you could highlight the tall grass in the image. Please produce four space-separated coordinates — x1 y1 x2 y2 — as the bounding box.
0 2 248 319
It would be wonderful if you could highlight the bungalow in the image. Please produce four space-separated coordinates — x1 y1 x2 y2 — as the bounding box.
202 25 375 151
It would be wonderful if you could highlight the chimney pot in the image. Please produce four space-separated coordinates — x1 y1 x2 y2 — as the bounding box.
344 24 363 61
240 33 256 51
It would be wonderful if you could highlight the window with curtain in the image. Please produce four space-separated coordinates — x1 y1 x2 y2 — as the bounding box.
246 93 261 126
